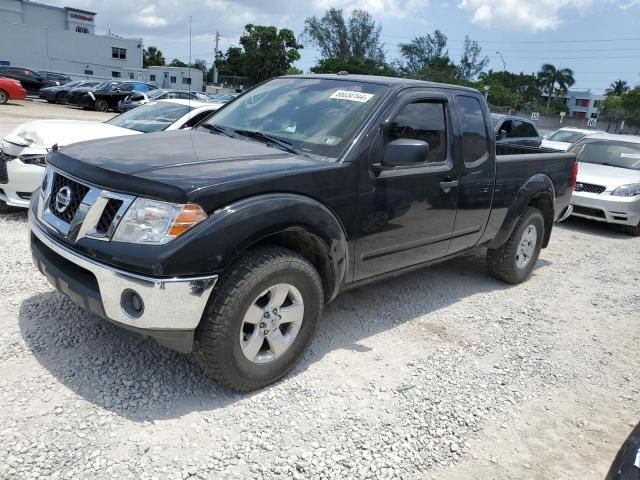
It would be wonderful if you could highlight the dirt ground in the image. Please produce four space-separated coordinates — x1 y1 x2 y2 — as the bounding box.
0 100 638 480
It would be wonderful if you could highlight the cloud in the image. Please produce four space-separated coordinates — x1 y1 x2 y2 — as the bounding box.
458 0 593 31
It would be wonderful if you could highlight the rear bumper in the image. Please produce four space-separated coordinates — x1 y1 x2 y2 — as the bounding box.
29 213 218 352
571 191 640 226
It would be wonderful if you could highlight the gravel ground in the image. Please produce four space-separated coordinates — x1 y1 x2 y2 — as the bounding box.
0 103 639 479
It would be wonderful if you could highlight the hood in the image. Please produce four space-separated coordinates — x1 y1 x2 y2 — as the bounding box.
3 120 139 153
540 139 571 151
47 129 336 206
577 161 640 189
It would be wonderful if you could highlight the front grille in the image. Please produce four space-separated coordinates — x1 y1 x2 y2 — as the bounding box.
573 205 606 218
0 156 7 184
95 198 123 235
574 182 606 194
48 173 90 223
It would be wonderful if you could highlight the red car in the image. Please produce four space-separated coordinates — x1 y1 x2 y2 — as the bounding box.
0 77 27 104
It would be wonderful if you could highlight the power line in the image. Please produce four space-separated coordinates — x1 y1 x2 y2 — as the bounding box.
380 34 640 44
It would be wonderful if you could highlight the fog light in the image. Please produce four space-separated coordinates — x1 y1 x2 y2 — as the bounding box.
121 289 144 318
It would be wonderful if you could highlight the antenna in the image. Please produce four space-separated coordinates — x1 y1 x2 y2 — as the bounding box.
188 16 192 98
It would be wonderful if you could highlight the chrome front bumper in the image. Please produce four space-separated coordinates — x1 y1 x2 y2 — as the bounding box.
29 212 218 349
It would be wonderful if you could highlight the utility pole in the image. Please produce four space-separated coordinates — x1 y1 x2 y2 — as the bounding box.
213 31 221 85
496 51 506 72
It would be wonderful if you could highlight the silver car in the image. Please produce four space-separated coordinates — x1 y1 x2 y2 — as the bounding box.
568 133 640 236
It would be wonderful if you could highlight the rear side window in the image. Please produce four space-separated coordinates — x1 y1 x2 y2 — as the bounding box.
512 120 538 138
457 96 489 164
387 100 447 163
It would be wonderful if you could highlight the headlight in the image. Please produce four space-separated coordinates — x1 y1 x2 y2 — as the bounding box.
18 154 47 166
112 198 207 245
611 184 640 197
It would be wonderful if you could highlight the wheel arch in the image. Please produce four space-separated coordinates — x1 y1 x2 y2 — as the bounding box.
489 174 556 249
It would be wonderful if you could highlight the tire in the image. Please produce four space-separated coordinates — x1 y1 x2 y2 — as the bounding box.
487 207 545 284
0 201 21 214
0 89 8 105
194 246 324 391
624 221 640 237
94 99 109 112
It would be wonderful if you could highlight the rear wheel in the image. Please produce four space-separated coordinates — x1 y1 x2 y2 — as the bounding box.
94 99 109 112
487 207 545 284
624 221 640 237
194 246 323 391
0 89 8 104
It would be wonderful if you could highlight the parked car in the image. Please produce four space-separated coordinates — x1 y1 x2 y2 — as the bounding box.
605 422 640 480
77 81 157 112
27 74 577 391
541 127 604 151
206 92 240 103
0 77 27 104
0 100 219 209
39 81 100 104
568 133 640 236
491 113 542 147
66 81 104 106
119 88 211 112
36 71 72 87
0 66 48 94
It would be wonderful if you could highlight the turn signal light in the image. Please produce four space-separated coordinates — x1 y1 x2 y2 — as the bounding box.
168 204 207 237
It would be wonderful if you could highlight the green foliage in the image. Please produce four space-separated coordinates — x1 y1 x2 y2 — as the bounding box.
303 8 384 61
285 67 303 75
605 79 630 97
143 46 165 67
239 24 303 84
310 56 396 76
168 58 188 68
215 47 245 77
411 56 459 84
600 88 640 126
398 30 448 74
478 70 541 109
537 63 575 108
458 36 489 81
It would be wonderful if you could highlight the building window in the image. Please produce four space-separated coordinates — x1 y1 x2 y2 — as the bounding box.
182 77 192 85
590 112 598 119
575 98 589 108
129 72 134 80
170 76 177 83
112 71 121 78
112 47 127 60
75 26 89 34
593 100 601 109
0 61 10 66
149 74 156 82
84 69 93 75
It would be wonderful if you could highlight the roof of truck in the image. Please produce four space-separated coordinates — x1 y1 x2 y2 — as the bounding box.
286 74 481 94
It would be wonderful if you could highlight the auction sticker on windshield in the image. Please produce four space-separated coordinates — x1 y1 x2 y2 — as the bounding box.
621 153 640 159
329 90 374 103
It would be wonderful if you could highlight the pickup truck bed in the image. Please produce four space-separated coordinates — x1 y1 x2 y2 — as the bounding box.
29 74 577 391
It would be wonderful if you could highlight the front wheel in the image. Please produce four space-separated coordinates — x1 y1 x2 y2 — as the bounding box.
0 89 8 105
194 246 324 391
624 221 640 237
487 207 545 284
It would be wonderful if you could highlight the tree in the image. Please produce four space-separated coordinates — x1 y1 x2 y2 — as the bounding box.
478 70 541 108
143 46 165 67
239 24 303 84
168 58 188 68
413 56 459 84
214 46 245 77
191 59 208 73
303 8 384 61
537 64 575 109
606 79 630 96
310 56 396 76
398 30 448 74
457 36 489 81
286 67 303 75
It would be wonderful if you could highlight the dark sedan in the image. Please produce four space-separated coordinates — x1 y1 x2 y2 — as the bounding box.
491 113 542 147
0 66 47 94
78 81 157 112
118 88 209 112
39 81 100 104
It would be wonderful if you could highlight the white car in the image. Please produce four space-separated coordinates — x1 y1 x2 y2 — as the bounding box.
541 127 603 151
568 133 640 236
0 99 220 209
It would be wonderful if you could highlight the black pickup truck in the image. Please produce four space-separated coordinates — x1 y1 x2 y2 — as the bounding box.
28 74 577 391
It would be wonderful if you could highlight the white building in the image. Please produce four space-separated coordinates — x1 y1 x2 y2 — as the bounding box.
0 0 204 90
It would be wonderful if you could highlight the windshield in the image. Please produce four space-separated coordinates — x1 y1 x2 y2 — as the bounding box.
106 102 191 133
94 81 119 91
200 78 388 158
147 89 167 99
572 140 640 170
547 130 588 143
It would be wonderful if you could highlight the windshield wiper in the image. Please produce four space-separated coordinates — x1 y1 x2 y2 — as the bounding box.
231 129 309 157
199 123 235 138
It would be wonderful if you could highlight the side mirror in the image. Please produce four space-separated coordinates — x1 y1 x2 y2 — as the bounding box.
381 139 429 168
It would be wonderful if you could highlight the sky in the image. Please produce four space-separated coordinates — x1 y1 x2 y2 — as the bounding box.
44 0 640 93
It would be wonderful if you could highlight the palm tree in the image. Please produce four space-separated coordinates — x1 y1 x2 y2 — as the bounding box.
605 79 629 96
537 63 575 109
143 46 165 67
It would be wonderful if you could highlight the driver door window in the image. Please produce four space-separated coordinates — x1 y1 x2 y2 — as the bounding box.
387 101 447 163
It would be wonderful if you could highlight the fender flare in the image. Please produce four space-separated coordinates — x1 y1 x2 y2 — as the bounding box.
489 174 556 249
204 193 349 301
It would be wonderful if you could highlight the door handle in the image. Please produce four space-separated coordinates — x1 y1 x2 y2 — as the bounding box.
440 179 459 193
